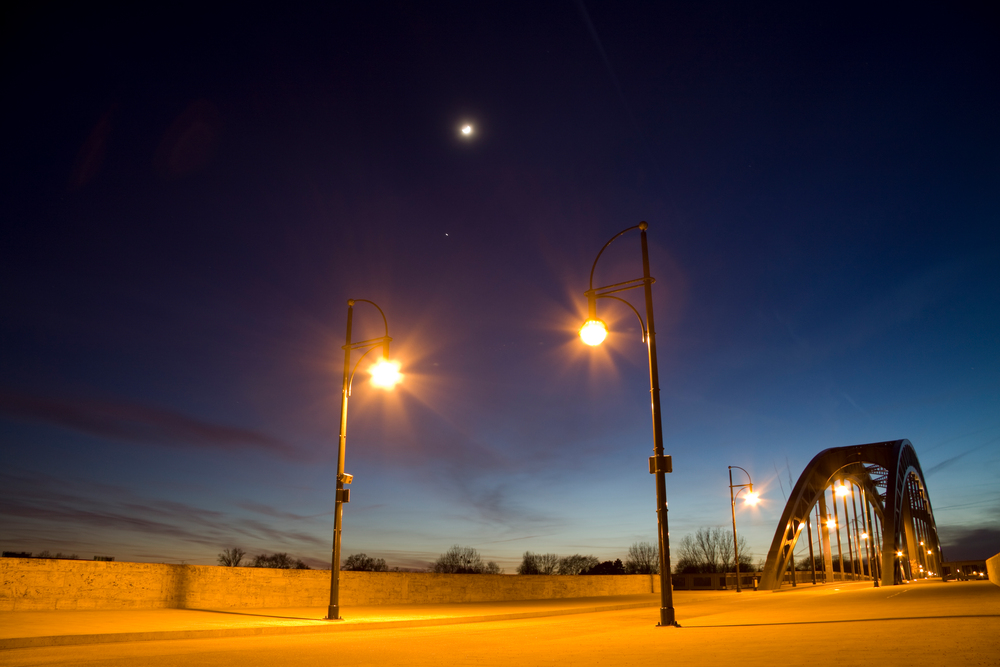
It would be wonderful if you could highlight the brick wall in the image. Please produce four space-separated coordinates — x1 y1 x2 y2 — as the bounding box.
0 558 660 611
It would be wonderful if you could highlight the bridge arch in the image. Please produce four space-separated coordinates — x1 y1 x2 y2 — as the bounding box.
759 440 941 589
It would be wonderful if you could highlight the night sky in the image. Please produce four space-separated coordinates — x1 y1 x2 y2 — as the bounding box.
2 3 998 571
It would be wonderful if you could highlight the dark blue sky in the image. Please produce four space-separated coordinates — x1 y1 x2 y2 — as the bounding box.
2 2 997 569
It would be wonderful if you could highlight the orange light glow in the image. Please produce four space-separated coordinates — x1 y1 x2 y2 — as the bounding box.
744 491 760 506
826 519 836 530
835 484 850 497
579 319 608 346
369 358 403 389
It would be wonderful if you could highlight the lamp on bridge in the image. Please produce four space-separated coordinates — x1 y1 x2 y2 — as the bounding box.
326 299 401 621
728 466 757 593
577 221 676 628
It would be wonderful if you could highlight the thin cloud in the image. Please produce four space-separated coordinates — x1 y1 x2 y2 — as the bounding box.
938 525 1000 561
925 436 1000 475
0 498 224 548
443 475 558 531
0 389 304 460
236 501 334 521
0 470 327 557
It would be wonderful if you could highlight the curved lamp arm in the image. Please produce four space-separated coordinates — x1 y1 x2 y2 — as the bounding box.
347 343 385 397
729 465 753 489
597 294 647 341
352 299 389 338
734 486 755 504
588 225 643 291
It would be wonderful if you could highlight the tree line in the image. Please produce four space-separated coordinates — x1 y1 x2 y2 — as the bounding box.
674 527 758 574
218 528 758 574
422 542 660 575
217 547 310 569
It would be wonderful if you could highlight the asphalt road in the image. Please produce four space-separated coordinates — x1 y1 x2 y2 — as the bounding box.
5 581 998 666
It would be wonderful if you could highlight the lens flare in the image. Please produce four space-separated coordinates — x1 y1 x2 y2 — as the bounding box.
579 319 608 346
369 359 403 389
744 491 760 506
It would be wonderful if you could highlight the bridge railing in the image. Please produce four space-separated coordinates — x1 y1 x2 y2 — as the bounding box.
671 572 761 590
672 570 873 590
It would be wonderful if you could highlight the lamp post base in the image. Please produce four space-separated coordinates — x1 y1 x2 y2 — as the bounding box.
657 608 679 627
325 605 343 621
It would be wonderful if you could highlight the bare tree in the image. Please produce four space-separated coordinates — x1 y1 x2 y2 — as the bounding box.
675 528 752 573
582 559 625 575
719 532 753 572
517 552 559 574
432 545 495 574
343 553 389 571
218 547 245 567
251 552 310 569
557 554 599 575
482 561 504 574
625 541 660 574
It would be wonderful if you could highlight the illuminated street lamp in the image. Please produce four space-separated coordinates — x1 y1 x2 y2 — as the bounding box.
326 299 401 621
579 318 608 346
578 221 676 627
728 466 758 592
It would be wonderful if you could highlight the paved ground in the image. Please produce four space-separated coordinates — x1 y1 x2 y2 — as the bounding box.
0 594 661 648
2 580 998 666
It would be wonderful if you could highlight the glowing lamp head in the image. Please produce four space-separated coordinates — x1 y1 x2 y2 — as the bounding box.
826 519 836 530
835 484 849 497
744 491 760 506
461 124 473 136
579 318 608 346
369 358 403 389
861 532 868 540
896 551 904 557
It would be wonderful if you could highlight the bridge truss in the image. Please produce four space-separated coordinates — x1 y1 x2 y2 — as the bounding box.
759 440 942 590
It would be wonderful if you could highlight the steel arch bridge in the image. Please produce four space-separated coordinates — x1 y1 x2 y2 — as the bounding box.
759 439 942 590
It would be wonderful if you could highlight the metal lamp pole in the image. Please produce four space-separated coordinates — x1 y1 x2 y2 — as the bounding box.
327 298 395 621
580 221 676 627
728 466 754 593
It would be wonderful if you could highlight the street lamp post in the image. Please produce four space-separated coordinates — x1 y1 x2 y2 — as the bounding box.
728 466 757 592
578 221 677 627
327 298 401 621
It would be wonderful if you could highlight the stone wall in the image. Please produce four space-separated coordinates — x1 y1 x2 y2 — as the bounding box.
988 552 1000 588
0 558 660 611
